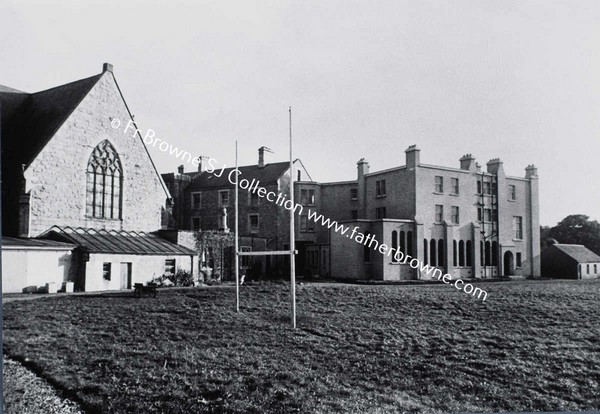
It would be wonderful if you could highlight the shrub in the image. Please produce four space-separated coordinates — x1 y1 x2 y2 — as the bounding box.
168 268 195 287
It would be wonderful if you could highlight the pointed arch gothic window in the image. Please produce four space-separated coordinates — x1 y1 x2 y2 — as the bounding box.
86 140 123 219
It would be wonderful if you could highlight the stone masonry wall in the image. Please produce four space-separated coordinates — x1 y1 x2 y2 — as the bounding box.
24 73 168 236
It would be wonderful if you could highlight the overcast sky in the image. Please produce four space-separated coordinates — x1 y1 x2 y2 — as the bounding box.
1 0 599 226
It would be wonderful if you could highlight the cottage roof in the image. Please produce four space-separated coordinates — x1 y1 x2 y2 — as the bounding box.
0 74 103 168
552 244 600 263
187 161 291 191
40 226 196 256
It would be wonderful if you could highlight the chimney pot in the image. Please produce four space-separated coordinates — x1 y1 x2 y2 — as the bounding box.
459 153 476 171
486 158 504 174
177 165 184 174
525 164 538 178
103 63 113 73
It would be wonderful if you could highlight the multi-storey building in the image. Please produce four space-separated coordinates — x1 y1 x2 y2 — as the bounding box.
162 148 311 276
296 145 540 280
165 143 539 281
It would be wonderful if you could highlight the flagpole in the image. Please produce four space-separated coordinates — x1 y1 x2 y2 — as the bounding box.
289 107 296 329
235 140 240 313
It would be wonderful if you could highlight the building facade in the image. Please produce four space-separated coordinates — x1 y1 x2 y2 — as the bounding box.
296 145 540 280
162 148 311 277
165 144 540 281
1 64 197 293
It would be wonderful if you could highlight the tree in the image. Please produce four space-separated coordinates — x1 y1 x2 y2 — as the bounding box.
540 225 552 251
547 215 600 255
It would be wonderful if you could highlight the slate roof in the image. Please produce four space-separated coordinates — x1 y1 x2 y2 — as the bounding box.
187 161 290 191
553 244 600 263
2 236 76 250
0 74 102 167
40 226 196 256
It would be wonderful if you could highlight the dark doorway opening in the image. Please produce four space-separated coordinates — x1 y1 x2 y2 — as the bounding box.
503 251 514 276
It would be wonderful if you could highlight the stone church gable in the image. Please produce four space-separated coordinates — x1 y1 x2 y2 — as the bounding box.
21 69 170 236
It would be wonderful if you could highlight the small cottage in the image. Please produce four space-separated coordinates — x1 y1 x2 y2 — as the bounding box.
541 244 600 279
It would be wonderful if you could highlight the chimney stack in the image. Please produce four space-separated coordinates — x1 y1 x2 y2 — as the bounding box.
177 165 184 174
459 154 476 171
194 155 208 172
103 63 113 73
258 147 265 168
525 164 538 178
357 158 370 179
486 158 504 174
405 145 421 169
258 146 272 168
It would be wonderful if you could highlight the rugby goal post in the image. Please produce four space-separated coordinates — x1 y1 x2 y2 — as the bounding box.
234 107 298 328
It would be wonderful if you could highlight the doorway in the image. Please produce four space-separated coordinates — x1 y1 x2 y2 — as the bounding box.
120 262 132 289
503 251 514 276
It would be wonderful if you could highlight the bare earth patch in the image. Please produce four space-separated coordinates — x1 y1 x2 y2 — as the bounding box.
3 279 600 413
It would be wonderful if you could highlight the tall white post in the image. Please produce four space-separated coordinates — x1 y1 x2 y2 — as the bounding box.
235 140 240 313
289 107 296 329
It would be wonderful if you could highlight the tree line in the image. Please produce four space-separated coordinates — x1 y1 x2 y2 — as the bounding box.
541 214 600 255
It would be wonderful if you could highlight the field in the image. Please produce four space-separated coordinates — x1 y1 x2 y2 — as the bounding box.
3 279 600 413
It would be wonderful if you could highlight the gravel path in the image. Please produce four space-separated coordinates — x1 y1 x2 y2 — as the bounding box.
3 357 84 414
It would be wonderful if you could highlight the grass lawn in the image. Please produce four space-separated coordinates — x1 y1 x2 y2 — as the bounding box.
3 279 600 413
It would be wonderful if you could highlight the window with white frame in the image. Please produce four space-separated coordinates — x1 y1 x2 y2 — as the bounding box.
300 189 315 205
451 206 459 224
103 262 111 280
376 180 386 197
249 214 259 233
509 185 517 201
434 176 444 193
513 216 523 239
164 259 176 276
218 190 229 207
483 181 492 195
191 192 201 209
450 178 459 195
484 208 492 222
435 205 444 223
